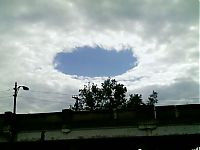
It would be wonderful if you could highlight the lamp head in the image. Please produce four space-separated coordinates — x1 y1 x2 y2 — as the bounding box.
19 86 29 90
22 86 29 90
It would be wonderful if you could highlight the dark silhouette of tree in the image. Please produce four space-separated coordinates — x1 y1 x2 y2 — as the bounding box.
147 90 158 105
101 78 127 110
78 82 102 111
72 78 158 111
72 78 127 110
90 83 103 110
126 94 144 108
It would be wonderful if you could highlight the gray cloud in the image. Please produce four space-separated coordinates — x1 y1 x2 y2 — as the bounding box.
0 0 198 113
131 77 199 105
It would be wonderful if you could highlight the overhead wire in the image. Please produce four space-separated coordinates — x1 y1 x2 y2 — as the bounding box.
0 89 12 101
0 88 73 112
18 96 71 104
24 91 73 101
0 89 11 92
0 95 13 100
0 88 74 105
28 90 72 96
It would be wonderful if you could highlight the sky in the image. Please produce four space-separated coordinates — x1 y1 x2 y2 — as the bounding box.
0 0 199 113
54 46 136 77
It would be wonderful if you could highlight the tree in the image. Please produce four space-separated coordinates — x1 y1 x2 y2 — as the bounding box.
72 78 127 111
78 82 102 111
101 78 127 110
71 78 158 111
146 90 158 105
127 94 144 108
90 83 103 110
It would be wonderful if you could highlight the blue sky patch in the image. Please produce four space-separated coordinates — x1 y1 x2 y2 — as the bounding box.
54 46 137 77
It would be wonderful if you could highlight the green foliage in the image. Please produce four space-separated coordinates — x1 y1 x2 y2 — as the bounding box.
126 94 144 108
72 78 158 111
147 90 158 106
78 83 102 110
101 78 127 109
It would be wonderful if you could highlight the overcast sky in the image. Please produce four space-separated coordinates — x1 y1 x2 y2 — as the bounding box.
0 0 199 113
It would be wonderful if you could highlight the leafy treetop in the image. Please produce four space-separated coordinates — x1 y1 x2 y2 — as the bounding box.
71 78 158 111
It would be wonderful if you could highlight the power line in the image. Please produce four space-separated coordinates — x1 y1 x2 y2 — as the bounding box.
0 89 12 99
24 93 72 99
0 89 11 92
18 96 71 104
0 95 12 99
29 90 72 96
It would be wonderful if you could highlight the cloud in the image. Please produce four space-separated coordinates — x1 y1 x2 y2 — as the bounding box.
130 78 199 105
0 0 198 113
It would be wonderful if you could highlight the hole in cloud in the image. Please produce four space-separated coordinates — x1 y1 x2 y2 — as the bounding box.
53 46 137 77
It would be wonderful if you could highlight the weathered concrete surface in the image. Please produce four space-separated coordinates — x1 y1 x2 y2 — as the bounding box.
16 124 200 142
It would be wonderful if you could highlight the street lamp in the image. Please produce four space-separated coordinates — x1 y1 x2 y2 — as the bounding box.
13 82 29 114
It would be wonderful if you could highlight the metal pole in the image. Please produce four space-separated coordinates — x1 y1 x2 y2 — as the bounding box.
13 82 17 114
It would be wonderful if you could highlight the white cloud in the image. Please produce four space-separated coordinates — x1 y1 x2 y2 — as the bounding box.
0 0 198 113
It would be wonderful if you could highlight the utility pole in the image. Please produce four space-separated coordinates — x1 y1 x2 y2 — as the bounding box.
72 95 80 111
13 82 17 114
